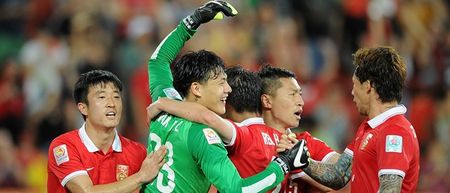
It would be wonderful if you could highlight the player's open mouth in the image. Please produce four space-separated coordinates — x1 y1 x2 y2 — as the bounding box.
220 97 227 104
106 112 116 118
294 111 301 119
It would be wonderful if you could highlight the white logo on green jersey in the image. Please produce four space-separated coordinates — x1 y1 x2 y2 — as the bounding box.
203 128 221 144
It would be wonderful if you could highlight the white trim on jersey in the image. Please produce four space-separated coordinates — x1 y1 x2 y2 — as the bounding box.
224 120 237 146
78 123 122 152
61 170 88 186
368 105 407 129
321 151 339 163
239 117 265 126
290 171 307 180
344 148 354 157
378 169 405 178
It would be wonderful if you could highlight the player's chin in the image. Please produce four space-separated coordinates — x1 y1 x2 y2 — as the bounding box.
288 118 300 128
104 119 120 128
214 104 226 115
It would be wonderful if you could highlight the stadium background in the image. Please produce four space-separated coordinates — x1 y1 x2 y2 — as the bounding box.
0 0 448 192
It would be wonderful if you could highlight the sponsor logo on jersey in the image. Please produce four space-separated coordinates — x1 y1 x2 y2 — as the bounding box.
163 88 182 100
203 128 221 144
116 164 129 181
53 144 69 166
360 133 373 150
385 135 402 153
261 132 275 145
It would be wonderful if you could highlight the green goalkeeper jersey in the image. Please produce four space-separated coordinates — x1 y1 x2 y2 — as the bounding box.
140 22 285 193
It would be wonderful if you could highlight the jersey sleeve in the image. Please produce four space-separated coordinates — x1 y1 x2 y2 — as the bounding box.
148 21 195 101
302 132 335 162
225 124 250 156
376 125 415 178
47 138 88 186
188 126 285 193
290 132 336 181
135 142 148 166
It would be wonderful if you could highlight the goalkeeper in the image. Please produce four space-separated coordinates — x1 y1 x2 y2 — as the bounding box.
141 1 309 193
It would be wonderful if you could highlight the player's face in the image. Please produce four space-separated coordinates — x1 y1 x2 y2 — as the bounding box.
198 72 232 115
269 77 304 129
81 82 123 129
351 75 369 116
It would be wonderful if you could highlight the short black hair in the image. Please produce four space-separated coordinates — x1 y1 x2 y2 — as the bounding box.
74 70 123 119
258 64 296 96
173 50 225 98
226 66 262 113
353 46 406 103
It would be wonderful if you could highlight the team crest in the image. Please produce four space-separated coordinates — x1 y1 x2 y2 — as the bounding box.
203 128 221 144
53 144 69 165
386 135 402 153
360 133 373 150
116 164 129 181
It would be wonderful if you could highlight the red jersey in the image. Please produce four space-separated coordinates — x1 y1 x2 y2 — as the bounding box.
346 105 420 193
227 117 282 178
281 132 336 193
226 117 335 193
47 124 147 193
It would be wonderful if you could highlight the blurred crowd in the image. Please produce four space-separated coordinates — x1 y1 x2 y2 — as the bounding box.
0 0 448 192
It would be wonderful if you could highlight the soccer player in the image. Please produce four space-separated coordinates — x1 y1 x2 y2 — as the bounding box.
258 65 340 192
47 70 166 193
147 66 337 193
142 1 309 193
302 46 420 193
224 66 283 178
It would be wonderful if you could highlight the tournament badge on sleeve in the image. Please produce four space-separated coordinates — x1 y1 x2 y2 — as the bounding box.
385 135 403 153
203 128 221 144
53 144 69 166
116 164 129 181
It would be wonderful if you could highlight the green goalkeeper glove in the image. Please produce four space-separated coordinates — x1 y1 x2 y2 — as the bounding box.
183 0 238 30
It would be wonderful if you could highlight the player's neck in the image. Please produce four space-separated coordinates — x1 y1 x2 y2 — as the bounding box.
84 121 116 153
262 111 286 133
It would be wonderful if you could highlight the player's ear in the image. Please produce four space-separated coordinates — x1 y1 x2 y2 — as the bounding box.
77 103 88 117
363 80 372 94
190 82 202 98
261 94 272 109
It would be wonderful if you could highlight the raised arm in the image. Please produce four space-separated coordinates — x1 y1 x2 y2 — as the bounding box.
148 0 238 101
147 98 235 142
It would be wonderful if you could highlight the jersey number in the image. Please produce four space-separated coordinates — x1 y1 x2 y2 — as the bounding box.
150 133 175 192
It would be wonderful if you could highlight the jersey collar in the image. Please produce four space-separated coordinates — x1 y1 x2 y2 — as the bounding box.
367 105 407 129
238 117 265 126
78 123 122 152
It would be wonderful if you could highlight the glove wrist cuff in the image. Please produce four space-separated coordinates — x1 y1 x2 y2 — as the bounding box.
273 157 290 175
183 15 199 30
